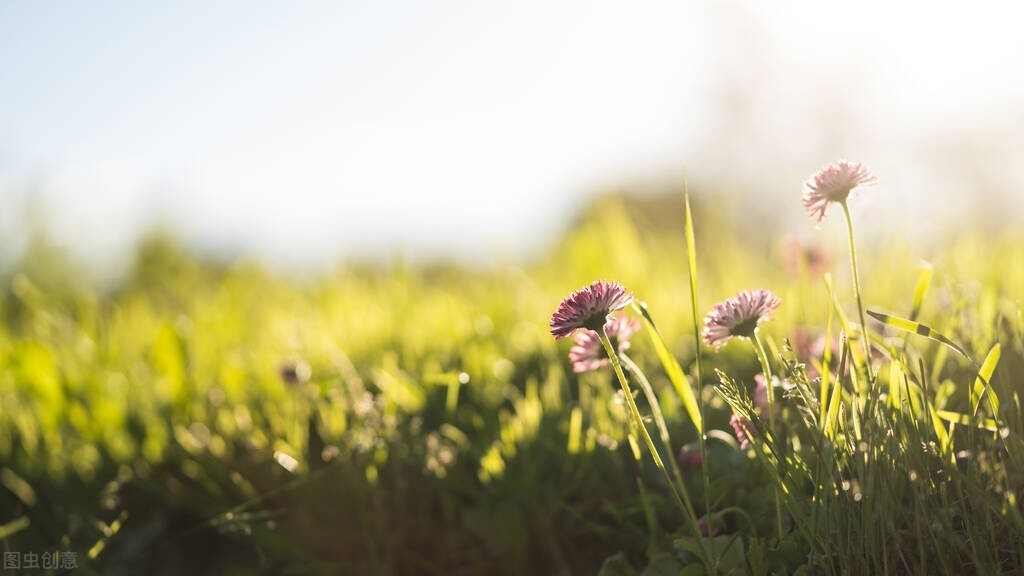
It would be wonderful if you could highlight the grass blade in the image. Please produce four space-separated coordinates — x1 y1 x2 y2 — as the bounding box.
935 409 1002 432
930 407 953 454
971 343 1002 417
865 310 970 360
0 515 29 539
823 332 849 438
684 190 704 408
823 273 852 332
888 358 902 410
910 262 933 321
567 405 583 454
819 293 835 424
633 301 703 434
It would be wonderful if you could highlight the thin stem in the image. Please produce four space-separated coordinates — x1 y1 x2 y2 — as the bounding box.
752 331 785 539
621 353 718 569
752 332 776 431
619 353 687 496
598 329 712 571
841 200 874 385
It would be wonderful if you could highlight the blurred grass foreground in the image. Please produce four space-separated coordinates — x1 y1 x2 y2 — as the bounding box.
2 194 1024 575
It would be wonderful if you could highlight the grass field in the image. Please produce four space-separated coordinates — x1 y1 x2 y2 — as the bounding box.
2 189 1023 575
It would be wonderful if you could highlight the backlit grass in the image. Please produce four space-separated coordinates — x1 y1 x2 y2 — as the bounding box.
1 193 1023 574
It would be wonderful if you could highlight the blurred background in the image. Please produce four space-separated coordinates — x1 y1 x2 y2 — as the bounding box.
3 0 1024 276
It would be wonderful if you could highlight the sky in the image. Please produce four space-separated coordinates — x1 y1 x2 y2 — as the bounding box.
2 1 1024 270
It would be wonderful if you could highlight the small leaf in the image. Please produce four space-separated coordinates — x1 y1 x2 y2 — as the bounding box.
598 552 639 576
747 538 768 576
640 552 684 576
674 535 745 571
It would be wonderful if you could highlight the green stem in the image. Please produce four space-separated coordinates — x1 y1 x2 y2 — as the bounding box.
619 354 693 512
598 329 711 571
840 200 874 385
752 331 785 539
752 332 776 431
623 351 721 569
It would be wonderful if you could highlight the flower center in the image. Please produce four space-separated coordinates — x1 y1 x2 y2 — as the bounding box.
825 185 854 202
730 317 759 338
583 312 609 332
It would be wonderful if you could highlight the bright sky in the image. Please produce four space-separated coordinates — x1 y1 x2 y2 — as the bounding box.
2 1 1023 268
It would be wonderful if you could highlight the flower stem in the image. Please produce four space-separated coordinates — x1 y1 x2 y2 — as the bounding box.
598 329 711 571
752 332 775 431
752 331 785 539
840 200 874 385
619 353 688 501
621 353 719 566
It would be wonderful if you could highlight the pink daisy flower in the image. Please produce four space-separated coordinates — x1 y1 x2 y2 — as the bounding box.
677 444 703 467
702 289 781 350
568 314 641 373
801 159 878 222
697 512 723 536
550 280 634 339
780 235 832 278
752 374 770 414
726 374 773 449
730 413 755 450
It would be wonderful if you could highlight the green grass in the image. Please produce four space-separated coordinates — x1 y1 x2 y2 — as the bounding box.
1 194 1023 574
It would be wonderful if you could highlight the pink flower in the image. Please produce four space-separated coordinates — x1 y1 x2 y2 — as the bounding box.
753 374 770 414
730 413 755 450
702 289 782 350
780 235 832 278
801 159 878 222
791 328 815 363
678 444 703 467
809 333 885 378
568 314 640 373
697 512 723 536
550 280 634 339
726 374 772 449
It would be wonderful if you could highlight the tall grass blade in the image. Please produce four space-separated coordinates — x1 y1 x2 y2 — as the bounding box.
683 190 705 412
633 301 703 433
684 191 700 385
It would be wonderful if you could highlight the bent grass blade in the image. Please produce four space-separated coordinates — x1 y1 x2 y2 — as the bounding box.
866 310 971 361
633 301 703 434
971 343 1002 417
935 410 1003 433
